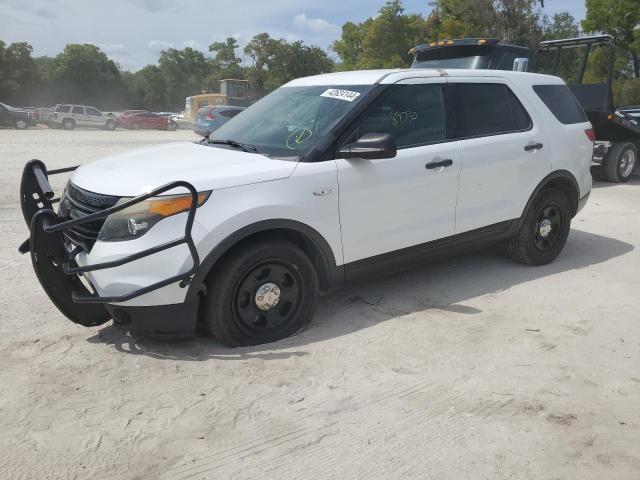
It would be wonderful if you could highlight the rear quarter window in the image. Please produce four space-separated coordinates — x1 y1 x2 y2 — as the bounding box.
445 83 532 138
533 84 588 124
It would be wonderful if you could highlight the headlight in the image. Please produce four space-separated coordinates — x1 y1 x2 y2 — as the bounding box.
97 191 210 242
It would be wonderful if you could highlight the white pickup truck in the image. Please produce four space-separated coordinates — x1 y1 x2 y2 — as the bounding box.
21 68 592 347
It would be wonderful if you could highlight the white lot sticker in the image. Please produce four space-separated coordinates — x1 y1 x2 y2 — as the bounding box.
321 89 361 102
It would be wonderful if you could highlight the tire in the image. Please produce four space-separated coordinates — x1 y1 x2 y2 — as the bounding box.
167 122 177 131
105 119 116 131
62 118 76 130
507 188 571 266
15 119 28 130
201 238 319 347
605 142 636 183
132 122 140 130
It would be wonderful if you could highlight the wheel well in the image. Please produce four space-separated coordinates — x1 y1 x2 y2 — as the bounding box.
202 228 336 293
542 176 579 216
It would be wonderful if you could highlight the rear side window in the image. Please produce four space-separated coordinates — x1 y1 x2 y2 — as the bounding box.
85 107 101 116
533 84 588 124
220 109 242 119
72 106 84 114
445 83 532 138
56 105 71 113
351 84 446 149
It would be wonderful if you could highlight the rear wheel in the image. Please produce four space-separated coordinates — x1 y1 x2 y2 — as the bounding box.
202 238 319 347
62 118 75 130
167 121 177 131
132 122 140 130
605 142 636 183
507 188 571 266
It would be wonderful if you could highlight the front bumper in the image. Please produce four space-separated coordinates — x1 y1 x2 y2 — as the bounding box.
19 160 201 339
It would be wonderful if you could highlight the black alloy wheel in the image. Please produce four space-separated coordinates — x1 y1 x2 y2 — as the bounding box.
233 261 302 336
533 204 562 252
202 238 319 347
507 188 571 266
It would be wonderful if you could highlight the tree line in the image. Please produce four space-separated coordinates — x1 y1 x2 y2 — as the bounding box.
1 0 639 111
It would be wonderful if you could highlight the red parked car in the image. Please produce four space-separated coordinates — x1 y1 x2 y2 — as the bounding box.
117 111 177 131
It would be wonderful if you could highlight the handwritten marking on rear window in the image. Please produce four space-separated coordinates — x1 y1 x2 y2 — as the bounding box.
286 129 314 149
320 89 361 102
391 111 418 127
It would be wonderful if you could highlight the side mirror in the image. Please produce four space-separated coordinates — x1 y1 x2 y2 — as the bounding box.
339 133 397 160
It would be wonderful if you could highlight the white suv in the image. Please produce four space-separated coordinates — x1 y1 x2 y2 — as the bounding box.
21 68 592 346
48 104 117 130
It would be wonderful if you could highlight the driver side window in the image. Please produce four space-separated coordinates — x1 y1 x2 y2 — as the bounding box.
350 83 446 149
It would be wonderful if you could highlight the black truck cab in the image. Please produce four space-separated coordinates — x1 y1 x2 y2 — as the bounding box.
411 38 531 71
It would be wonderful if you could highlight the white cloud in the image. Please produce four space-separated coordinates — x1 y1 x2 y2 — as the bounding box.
293 13 338 34
147 40 174 51
183 40 206 51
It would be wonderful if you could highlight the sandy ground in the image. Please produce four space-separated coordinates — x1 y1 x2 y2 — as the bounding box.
0 128 639 480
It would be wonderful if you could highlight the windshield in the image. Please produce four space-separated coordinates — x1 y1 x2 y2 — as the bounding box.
413 45 493 69
208 84 374 159
0 102 16 111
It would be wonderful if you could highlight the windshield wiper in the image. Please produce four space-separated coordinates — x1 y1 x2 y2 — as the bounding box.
207 138 258 153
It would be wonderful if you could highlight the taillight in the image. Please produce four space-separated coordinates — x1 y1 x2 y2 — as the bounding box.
207 111 215 120
585 128 595 142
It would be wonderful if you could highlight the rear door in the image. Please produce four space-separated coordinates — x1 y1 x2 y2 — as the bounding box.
446 78 550 234
71 106 87 126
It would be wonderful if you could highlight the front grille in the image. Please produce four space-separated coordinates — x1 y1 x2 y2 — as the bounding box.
58 182 120 251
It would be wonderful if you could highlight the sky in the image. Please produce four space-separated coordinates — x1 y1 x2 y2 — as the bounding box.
0 0 587 71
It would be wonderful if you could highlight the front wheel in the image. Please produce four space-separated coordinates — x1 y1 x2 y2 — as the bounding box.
507 188 571 266
167 122 177 131
132 122 140 130
15 119 28 129
105 119 116 131
62 118 75 130
605 142 637 183
202 238 319 347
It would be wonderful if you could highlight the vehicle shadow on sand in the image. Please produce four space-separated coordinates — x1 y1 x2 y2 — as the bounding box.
87 228 633 360
592 176 640 189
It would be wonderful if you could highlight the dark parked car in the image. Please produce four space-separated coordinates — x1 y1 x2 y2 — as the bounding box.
117 111 177 130
0 102 37 129
193 105 244 136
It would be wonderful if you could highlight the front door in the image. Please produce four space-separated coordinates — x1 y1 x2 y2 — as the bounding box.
336 79 462 265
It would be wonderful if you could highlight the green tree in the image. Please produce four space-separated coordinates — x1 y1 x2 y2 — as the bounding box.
123 65 168 110
0 41 39 104
209 37 243 76
426 0 545 49
245 33 333 96
582 0 640 77
158 47 210 110
333 0 428 69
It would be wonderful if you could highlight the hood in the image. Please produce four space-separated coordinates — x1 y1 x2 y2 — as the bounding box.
70 141 298 196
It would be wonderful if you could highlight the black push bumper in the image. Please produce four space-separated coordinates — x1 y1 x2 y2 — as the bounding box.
19 159 201 339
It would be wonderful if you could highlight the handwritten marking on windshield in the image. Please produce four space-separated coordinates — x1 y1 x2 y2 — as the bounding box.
286 129 313 149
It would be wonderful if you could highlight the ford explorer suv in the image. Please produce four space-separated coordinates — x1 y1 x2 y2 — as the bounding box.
20 68 592 347
48 104 116 130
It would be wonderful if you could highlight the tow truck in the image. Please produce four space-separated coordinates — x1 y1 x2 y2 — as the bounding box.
533 35 640 182
411 35 640 182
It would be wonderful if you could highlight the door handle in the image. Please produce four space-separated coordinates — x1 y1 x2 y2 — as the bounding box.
425 159 453 170
524 142 544 151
